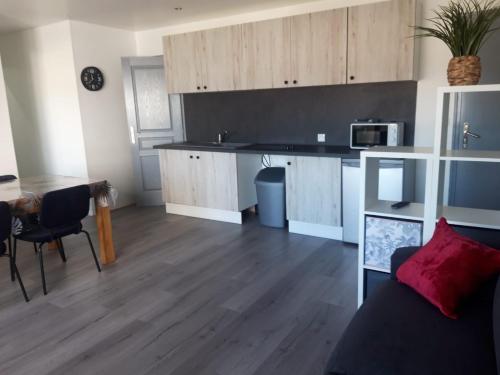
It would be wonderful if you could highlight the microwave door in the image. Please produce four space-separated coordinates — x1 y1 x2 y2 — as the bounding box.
352 126 388 148
357 130 381 145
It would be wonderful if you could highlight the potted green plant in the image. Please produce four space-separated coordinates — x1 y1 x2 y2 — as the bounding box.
415 0 500 86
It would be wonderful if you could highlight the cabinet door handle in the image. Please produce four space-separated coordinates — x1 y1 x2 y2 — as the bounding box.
197 86 201 90
203 86 207 90
284 80 289 85
196 156 200 159
293 80 298 84
287 162 291 166
350 76 355 81
189 155 193 159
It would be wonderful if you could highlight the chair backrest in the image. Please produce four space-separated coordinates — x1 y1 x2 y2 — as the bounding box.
0 202 11 242
40 185 91 229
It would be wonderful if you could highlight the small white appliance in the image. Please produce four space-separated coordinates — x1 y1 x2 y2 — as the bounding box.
350 122 404 149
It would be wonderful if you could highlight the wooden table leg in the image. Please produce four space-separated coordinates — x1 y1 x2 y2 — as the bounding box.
94 200 116 265
48 241 59 251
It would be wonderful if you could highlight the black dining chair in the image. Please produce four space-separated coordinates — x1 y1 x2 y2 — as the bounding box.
13 185 101 295
0 175 17 183
0 202 29 302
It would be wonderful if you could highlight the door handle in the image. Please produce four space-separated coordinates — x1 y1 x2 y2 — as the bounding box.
129 126 136 144
463 122 481 149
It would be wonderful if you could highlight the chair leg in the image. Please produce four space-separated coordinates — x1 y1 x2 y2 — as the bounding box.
13 263 29 302
8 237 14 282
57 238 67 263
13 237 17 266
37 243 48 295
82 230 101 272
33 242 37 255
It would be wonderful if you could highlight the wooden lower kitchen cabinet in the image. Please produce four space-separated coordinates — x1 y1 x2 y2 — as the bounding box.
159 149 195 206
159 149 262 224
285 156 342 239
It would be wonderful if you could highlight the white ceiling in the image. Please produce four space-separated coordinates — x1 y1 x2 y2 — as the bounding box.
0 0 322 34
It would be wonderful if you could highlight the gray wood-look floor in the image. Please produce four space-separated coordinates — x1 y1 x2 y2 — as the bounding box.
0 206 357 375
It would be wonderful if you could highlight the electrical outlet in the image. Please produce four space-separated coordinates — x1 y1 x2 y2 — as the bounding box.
317 133 326 143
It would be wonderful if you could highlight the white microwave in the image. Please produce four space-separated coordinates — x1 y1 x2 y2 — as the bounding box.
350 122 404 149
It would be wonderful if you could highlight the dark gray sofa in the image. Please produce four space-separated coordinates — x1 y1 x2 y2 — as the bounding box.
325 246 500 375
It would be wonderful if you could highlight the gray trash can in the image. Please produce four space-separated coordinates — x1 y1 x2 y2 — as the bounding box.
254 167 286 228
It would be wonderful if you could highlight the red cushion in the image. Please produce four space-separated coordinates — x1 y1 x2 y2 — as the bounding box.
397 218 500 319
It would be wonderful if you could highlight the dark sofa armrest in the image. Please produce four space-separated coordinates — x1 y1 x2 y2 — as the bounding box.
390 247 420 280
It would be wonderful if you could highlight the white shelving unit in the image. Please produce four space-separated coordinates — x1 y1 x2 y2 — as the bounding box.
440 149 500 162
438 206 500 231
364 201 425 221
358 84 500 306
358 147 435 305
431 84 500 233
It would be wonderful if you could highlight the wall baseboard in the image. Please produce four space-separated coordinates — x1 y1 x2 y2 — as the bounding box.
166 203 242 224
288 220 343 240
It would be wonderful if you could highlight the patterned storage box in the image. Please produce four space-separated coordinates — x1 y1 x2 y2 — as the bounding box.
364 216 423 271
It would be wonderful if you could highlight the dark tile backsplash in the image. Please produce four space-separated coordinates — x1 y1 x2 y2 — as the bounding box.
183 81 417 146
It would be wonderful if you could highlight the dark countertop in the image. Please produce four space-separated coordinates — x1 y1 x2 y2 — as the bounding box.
154 142 361 159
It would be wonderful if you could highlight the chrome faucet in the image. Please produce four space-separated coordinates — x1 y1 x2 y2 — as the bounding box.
217 130 229 144
463 122 480 149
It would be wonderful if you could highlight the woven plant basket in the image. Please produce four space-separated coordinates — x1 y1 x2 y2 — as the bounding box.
447 56 481 86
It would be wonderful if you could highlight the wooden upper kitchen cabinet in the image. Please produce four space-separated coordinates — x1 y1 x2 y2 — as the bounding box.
290 9 348 87
347 0 417 84
200 25 241 92
164 9 348 93
240 17 291 90
285 156 341 227
163 0 416 93
241 10 347 89
163 31 204 94
163 25 241 93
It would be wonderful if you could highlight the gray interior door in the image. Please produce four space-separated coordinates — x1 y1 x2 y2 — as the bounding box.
448 26 500 210
122 56 185 206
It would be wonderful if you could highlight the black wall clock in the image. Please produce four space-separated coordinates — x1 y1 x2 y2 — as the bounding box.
81 66 104 91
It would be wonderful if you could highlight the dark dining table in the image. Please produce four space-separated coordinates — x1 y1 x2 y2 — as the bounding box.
0 175 116 264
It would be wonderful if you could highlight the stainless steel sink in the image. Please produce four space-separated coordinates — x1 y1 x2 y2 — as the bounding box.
182 142 254 150
218 142 254 149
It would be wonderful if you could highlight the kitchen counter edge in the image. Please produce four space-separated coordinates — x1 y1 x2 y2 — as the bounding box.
154 143 361 159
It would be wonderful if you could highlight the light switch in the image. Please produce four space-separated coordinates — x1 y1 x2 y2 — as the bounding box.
317 133 326 143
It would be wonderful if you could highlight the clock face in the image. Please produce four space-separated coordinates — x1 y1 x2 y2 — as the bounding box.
81 66 104 91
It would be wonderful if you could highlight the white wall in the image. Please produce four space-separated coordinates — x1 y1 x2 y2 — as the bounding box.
0 21 88 178
0 21 137 208
0 55 18 176
0 28 45 177
412 0 452 200
70 21 136 207
414 0 450 148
